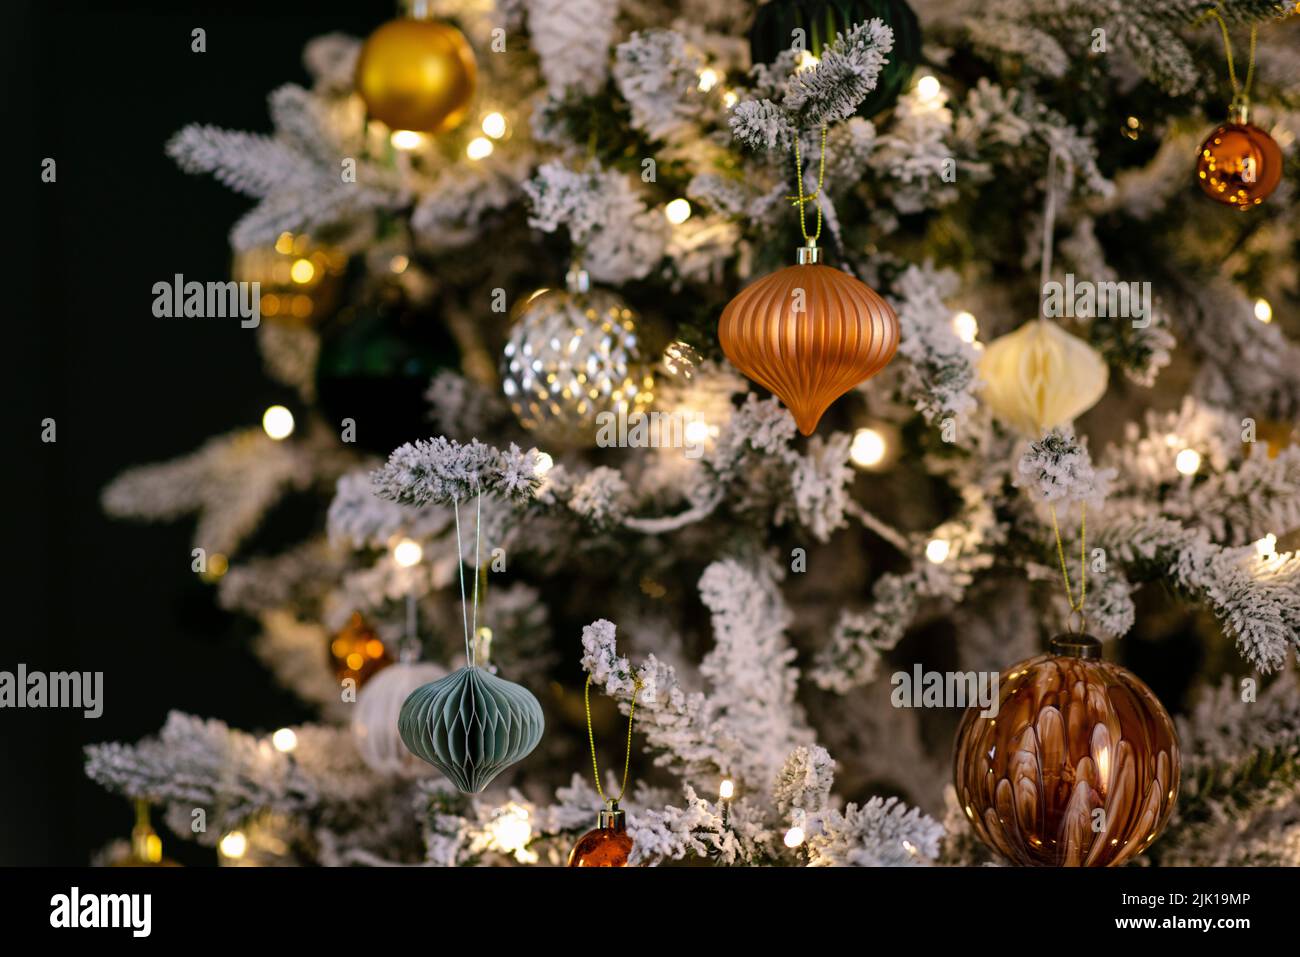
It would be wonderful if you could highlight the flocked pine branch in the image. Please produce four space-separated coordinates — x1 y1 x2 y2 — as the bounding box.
371 437 543 508
730 21 893 149
168 84 403 250
1152 675 1300 865
101 429 317 555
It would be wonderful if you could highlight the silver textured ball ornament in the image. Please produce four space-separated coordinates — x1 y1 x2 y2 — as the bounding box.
352 661 447 776
398 666 545 793
501 269 653 448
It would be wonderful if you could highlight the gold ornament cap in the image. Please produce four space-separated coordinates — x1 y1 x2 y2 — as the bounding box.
797 244 822 265
598 801 627 830
1049 633 1102 659
565 266 591 294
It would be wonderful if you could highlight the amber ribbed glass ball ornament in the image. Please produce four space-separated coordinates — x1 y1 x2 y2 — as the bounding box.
1196 114 1282 210
355 15 476 133
953 635 1179 867
568 803 634 867
718 246 899 435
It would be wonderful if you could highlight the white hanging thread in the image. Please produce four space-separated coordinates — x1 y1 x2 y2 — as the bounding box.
451 489 486 668
402 590 418 662
1039 144 1061 316
471 491 482 667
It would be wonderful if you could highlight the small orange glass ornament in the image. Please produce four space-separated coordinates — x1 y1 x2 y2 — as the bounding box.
329 612 393 689
568 674 641 867
1196 104 1282 209
953 634 1180 867
568 801 634 867
107 800 180 867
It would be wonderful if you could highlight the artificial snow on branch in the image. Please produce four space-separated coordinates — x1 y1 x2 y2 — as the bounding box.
730 21 894 150
371 437 544 507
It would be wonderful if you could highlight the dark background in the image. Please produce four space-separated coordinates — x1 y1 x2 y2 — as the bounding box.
5 0 394 865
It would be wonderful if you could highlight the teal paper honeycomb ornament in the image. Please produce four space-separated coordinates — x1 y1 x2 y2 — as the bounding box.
399 666 545 793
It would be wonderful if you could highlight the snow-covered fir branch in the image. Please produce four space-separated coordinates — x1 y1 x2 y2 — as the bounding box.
101 429 319 555
371 437 543 507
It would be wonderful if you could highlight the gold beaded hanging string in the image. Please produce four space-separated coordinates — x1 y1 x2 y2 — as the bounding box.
584 674 641 809
1037 143 1087 635
1204 10 1258 117
1049 503 1088 635
789 125 829 246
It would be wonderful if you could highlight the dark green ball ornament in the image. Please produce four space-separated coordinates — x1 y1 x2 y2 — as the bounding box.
399 666 545 793
749 0 922 118
314 274 460 456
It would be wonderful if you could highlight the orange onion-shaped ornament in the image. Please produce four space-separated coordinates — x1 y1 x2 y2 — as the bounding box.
718 245 899 435
1196 104 1283 210
568 802 634 867
953 634 1179 867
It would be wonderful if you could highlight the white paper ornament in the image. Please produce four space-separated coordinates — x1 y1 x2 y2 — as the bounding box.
352 661 447 776
978 319 1108 437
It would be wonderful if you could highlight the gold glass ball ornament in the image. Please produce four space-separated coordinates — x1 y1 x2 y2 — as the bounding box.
953 634 1179 867
1196 104 1283 210
231 231 346 326
355 11 477 134
501 269 654 448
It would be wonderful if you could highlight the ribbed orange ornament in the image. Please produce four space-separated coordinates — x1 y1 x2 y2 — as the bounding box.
718 251 899 435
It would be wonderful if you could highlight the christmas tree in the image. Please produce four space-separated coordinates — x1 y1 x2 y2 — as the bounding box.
83 0 1300 868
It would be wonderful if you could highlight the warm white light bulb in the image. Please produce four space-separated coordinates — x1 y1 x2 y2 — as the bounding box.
219 831 248 859
390 130 425 151
697 68 719 92
784 826 805 848
722 90 738 108
272 728 298 753
685 420 711 445
665 198 692 225
952 311 978 343
719 779 735 800
490 805 532 853
466 136 494 160
393 538 423 568
850 428 887 468
1254 298 1273 323
925 538 951 564
289 258 315 284
1255 533 1278 559
534 451 554 475
916 74 942 101
481 111 507 139
262 405 295 440
1175 448 1202 476
797 50 819 72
